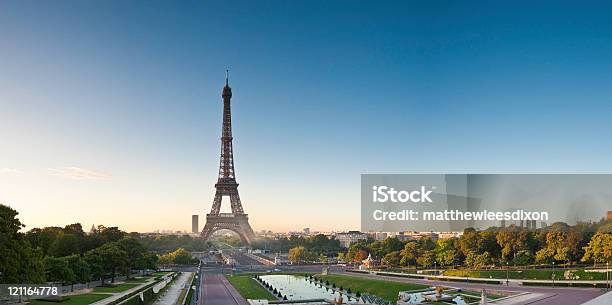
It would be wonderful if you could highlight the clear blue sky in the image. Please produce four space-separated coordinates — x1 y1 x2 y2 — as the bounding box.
1 1 611 232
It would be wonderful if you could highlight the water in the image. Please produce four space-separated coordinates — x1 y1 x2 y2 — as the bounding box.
452 296 468 305
259 275 471 305
259 275 360 304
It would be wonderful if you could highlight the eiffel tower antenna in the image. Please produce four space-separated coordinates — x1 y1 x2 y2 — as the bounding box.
201 71 255 245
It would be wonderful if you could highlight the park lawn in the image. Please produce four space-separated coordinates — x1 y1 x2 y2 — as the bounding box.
152 271 173 276
27 293 110 305
226 275 277 300
125 277 150 283
319 274 428 302
92 283 139 293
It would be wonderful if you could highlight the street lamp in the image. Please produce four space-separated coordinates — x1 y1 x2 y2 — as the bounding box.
607 262 610 291
434 261 437 276
552 261 555 288
506 261 509 286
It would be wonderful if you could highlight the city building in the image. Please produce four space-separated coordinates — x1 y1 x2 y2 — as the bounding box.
437 231 463 239
335 231 368 248
192 215 199 234
394 231 440 241
366 232 388 241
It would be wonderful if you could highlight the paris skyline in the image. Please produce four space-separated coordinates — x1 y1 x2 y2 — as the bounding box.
2 1 612 233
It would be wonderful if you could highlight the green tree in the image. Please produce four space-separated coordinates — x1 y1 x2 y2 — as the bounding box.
535 248 554 264
0 204 45 284
400 241 419 267
346 241 369 263
465 252 478 268
382 251 401 266
437 249 458 267
44 256 75 284
418 237 435 251
118 237 147 274
86 242 128 283
581 232 612 266
435 238 458 266
84 251 104 281
49 233 80 257
496 226 532 261
465 251 491 268
288 246 306 264
143 252 159 269
474 252 492 268
25 227 63 256
416 250 435 267
65 254 90 283
173 248 195 265
512 250 533 266
158 253 174 266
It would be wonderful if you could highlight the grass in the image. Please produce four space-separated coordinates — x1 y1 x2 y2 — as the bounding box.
176 289 188 305
318 274 428 302
184 273 196 305
27 293 110 305
92 283 139 293
226 275 277 300
151 271 173 276
443 269 607 281
125 277 150 283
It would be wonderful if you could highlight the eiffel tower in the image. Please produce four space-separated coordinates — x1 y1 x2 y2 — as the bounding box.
201 71 256 245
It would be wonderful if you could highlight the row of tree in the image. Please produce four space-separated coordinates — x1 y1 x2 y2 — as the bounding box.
253 234 341 254
157 248 199 266
287 246 330 264
343 220 611 268
139 234 207 252
0 204 159 284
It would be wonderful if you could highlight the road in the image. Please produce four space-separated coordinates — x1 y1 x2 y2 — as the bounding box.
199 273 249 305
341 271 605 305
224 249 263 266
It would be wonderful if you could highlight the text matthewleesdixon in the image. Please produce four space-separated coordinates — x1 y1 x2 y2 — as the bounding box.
370 185 549 222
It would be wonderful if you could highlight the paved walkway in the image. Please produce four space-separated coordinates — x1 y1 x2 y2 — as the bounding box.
90 279 155 305
199 274 248 305
152 272 192 305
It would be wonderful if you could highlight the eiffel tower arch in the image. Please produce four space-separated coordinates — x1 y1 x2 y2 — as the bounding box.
201 71 256 245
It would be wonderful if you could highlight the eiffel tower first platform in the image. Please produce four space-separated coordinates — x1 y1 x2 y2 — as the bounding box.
201 71 256 245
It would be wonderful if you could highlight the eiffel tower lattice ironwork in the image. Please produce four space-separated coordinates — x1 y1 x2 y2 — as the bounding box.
201 71 256 245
